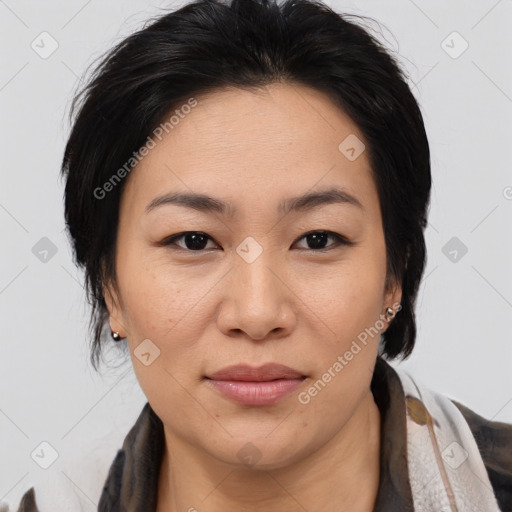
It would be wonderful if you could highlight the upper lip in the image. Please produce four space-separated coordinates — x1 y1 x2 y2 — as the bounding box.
206 363 305 381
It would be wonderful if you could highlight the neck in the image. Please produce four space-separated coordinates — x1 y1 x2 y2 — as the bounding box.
157 389 381 512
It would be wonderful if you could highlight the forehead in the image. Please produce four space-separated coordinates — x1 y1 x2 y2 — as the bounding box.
120 83 378 219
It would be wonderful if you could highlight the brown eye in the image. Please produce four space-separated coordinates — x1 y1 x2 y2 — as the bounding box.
294 231 352 251
162 232 218 251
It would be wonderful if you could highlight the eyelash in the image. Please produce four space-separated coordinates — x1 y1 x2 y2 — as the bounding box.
159 230 353 253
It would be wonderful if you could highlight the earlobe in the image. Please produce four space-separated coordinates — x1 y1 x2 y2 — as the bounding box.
102 281 126 335
384 280 402 317
391 288 402 312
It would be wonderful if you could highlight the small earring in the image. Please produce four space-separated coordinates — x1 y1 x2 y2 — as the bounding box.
385 307 395 319
111 331 122 341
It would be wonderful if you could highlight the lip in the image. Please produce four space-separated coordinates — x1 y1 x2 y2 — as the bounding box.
205 363 306 406
206 363 304 381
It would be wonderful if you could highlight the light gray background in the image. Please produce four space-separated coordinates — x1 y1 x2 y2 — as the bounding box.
1 0 511 509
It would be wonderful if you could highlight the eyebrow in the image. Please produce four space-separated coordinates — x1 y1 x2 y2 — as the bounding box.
145 187 364 217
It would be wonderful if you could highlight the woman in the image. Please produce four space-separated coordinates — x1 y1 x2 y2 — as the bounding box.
14 0 512 510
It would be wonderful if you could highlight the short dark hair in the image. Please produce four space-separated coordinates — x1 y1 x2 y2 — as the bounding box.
61 0 431 371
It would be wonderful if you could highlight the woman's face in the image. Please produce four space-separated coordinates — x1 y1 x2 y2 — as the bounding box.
105 83 401 469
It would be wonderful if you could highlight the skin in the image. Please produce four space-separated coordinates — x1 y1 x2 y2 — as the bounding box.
104 82 402 512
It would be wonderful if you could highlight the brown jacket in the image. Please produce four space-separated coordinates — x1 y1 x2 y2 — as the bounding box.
16 357 512 511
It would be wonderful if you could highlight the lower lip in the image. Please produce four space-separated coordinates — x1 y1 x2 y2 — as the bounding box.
206 378 305 406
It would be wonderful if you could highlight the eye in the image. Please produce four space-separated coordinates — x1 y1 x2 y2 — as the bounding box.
293 230 352 251
161 232 219 251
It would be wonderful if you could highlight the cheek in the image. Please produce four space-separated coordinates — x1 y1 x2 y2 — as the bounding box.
311 259 385 343
116 247 187 334
117 252 221 375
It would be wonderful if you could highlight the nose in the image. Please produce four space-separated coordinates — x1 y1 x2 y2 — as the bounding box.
216 252 296 341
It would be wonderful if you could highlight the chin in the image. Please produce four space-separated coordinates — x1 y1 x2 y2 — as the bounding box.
204 433 312 471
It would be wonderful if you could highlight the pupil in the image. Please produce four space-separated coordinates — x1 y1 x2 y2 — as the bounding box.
308 232 327 249
186 233 208 250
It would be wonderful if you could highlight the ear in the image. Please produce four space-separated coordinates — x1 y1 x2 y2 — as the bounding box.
102 278 127 336
383 277 402 317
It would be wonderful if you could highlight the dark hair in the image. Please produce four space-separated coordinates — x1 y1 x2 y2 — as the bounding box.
61 0 431 371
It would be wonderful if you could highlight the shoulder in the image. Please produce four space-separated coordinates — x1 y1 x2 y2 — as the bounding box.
7 404 153 512
451 399 512 512
9 438 125 512
13 478 99 512
9 487 38 512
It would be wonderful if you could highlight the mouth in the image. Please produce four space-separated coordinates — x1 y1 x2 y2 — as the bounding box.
204 363 307 406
